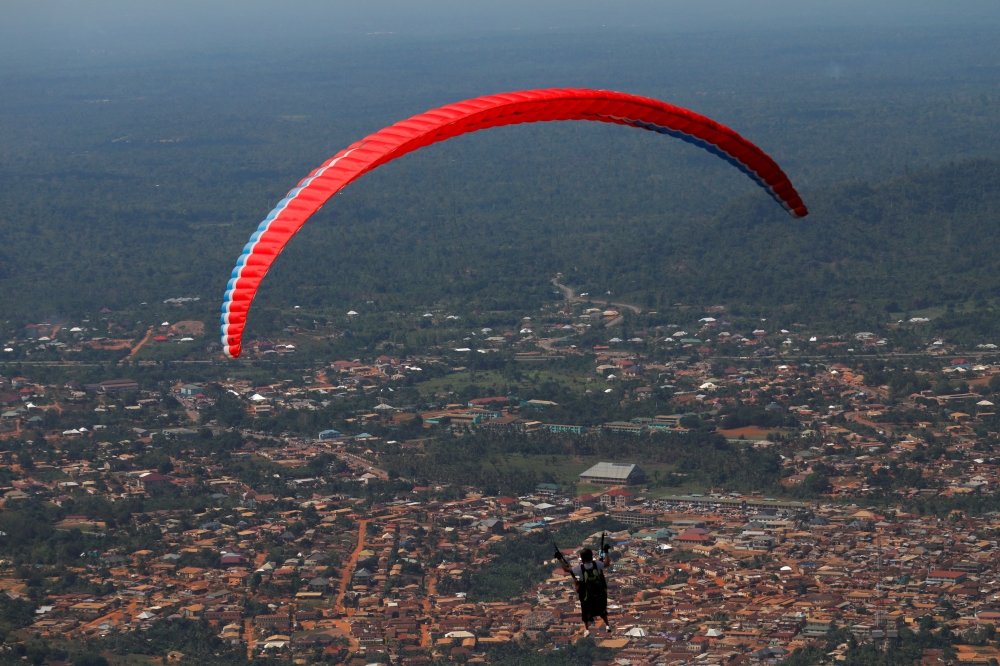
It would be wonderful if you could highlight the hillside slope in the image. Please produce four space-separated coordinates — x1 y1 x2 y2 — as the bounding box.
585 158 1000 315
1 157 999 332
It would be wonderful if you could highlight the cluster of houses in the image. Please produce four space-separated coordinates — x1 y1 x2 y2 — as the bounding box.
7 434 1000 666
6 323 1000 664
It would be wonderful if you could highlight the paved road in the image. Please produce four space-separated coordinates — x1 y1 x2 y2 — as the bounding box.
338 452 389 480
551 277 642 314
538 277 642 349
846 411 891 432
538 337 564 353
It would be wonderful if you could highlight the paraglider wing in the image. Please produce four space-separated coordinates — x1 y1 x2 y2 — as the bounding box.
221 88 807 357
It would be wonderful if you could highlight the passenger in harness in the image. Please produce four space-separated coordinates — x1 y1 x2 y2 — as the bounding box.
559 546 612 637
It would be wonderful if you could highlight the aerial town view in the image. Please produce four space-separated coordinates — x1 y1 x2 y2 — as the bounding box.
3 298 1000 666
4 2 1000 666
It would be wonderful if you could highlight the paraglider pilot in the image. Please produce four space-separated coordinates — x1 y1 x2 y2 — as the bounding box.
556 542 612 637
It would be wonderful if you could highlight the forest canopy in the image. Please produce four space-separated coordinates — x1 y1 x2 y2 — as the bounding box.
1 25 1000 334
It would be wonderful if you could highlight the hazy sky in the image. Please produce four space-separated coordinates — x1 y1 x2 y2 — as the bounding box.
4 0 999 56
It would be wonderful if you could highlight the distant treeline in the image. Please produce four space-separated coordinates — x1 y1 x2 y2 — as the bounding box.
3 27 1000 336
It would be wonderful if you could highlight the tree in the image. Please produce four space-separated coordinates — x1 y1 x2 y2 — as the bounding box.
17 451 34 471
802 473 832 495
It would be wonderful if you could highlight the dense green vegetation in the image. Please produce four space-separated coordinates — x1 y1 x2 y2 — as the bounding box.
0 619 254 666
437 515 624 601
781 620 998 666
480 637 614 666
0 595 37 644
382 430 783 496
2 25 1000 335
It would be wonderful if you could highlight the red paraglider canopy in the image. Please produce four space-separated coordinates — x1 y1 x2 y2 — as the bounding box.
222 88 807 358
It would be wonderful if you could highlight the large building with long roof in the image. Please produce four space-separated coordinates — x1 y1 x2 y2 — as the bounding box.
578 462 645 486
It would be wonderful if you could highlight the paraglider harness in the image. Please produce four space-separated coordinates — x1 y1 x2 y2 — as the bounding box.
554 533 609 622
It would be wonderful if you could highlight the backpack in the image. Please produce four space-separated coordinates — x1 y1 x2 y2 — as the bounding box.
578 563 607 602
